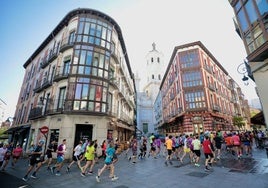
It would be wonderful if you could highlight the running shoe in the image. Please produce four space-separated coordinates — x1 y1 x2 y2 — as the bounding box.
194 163 200 167
66 166 70 173
55 172 61 176
111 176 119 181
87 171 93 175
80 172 86 177
50 167 56 174
96 176 100 182
22 176 28 181
31 174 37 179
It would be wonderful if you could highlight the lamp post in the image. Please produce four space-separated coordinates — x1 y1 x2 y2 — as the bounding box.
237 62 249 86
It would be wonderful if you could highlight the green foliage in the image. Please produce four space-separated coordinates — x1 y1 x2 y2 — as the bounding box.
233 116 245 129
0 127 8 135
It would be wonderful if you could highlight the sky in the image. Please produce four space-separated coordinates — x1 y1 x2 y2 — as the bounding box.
0 0 259 121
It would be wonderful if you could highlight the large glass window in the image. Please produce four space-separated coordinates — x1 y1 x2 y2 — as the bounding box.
256 0 268 16
58 87 66 109
76 16 112 50
71 76 108 112
237 8 249 32
69 31 75 44
185 91 206 109
72 45 110 77
63 59 70 75
179 50 200 68
182 71 202 87
245 0 258 24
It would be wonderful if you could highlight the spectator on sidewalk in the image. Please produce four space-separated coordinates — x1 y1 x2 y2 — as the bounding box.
22 140 45 181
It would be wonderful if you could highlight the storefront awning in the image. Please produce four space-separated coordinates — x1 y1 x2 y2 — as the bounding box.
251 111 266 125
5 124 31 134
117 123 135 131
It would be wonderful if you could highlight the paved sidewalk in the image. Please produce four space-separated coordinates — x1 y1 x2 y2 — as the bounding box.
1 147 268 188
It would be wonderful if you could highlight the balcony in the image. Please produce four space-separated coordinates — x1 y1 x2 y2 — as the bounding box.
59 37 74 52
204 65 212 73
208 83 216 91
33 82 42 93
212 104 221 112
40 59 49 69
47 52 58 64
53 72 69 82
170 93 175 101
41 53 58 69
28 107 43 120
42 79 52 90
119 110 133 125
110 78 120 89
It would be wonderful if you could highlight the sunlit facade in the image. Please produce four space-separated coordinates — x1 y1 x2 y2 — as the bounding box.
8 8 136 158
159 41 250 135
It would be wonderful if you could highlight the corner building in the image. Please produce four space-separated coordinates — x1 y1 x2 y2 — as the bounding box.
11 8 136 159
159 41 250 135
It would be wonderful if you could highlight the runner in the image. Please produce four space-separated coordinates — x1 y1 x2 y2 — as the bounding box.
50 139 67 176
66 141 83 173
80 140 96 177
0 143 8 170
42 140 56 170
202 135 214 172
11 144 23 168
164 135 173 166
22 140 44 181
96 141 118 182
1 142 13 171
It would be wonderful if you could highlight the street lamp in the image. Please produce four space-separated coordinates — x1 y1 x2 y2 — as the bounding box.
237 62 249 86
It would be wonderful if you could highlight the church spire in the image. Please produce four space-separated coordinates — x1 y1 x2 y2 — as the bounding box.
152 42 156 51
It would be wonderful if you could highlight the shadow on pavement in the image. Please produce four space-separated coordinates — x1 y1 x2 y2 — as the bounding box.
0 171 32 188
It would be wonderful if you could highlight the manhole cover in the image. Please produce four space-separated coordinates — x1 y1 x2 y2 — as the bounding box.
186 172 209 178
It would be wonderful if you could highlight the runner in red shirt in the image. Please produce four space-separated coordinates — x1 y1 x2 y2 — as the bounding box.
202 135 214 171
12 144 23 168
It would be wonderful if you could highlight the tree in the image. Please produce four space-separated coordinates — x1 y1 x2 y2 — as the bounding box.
233 116 245 130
